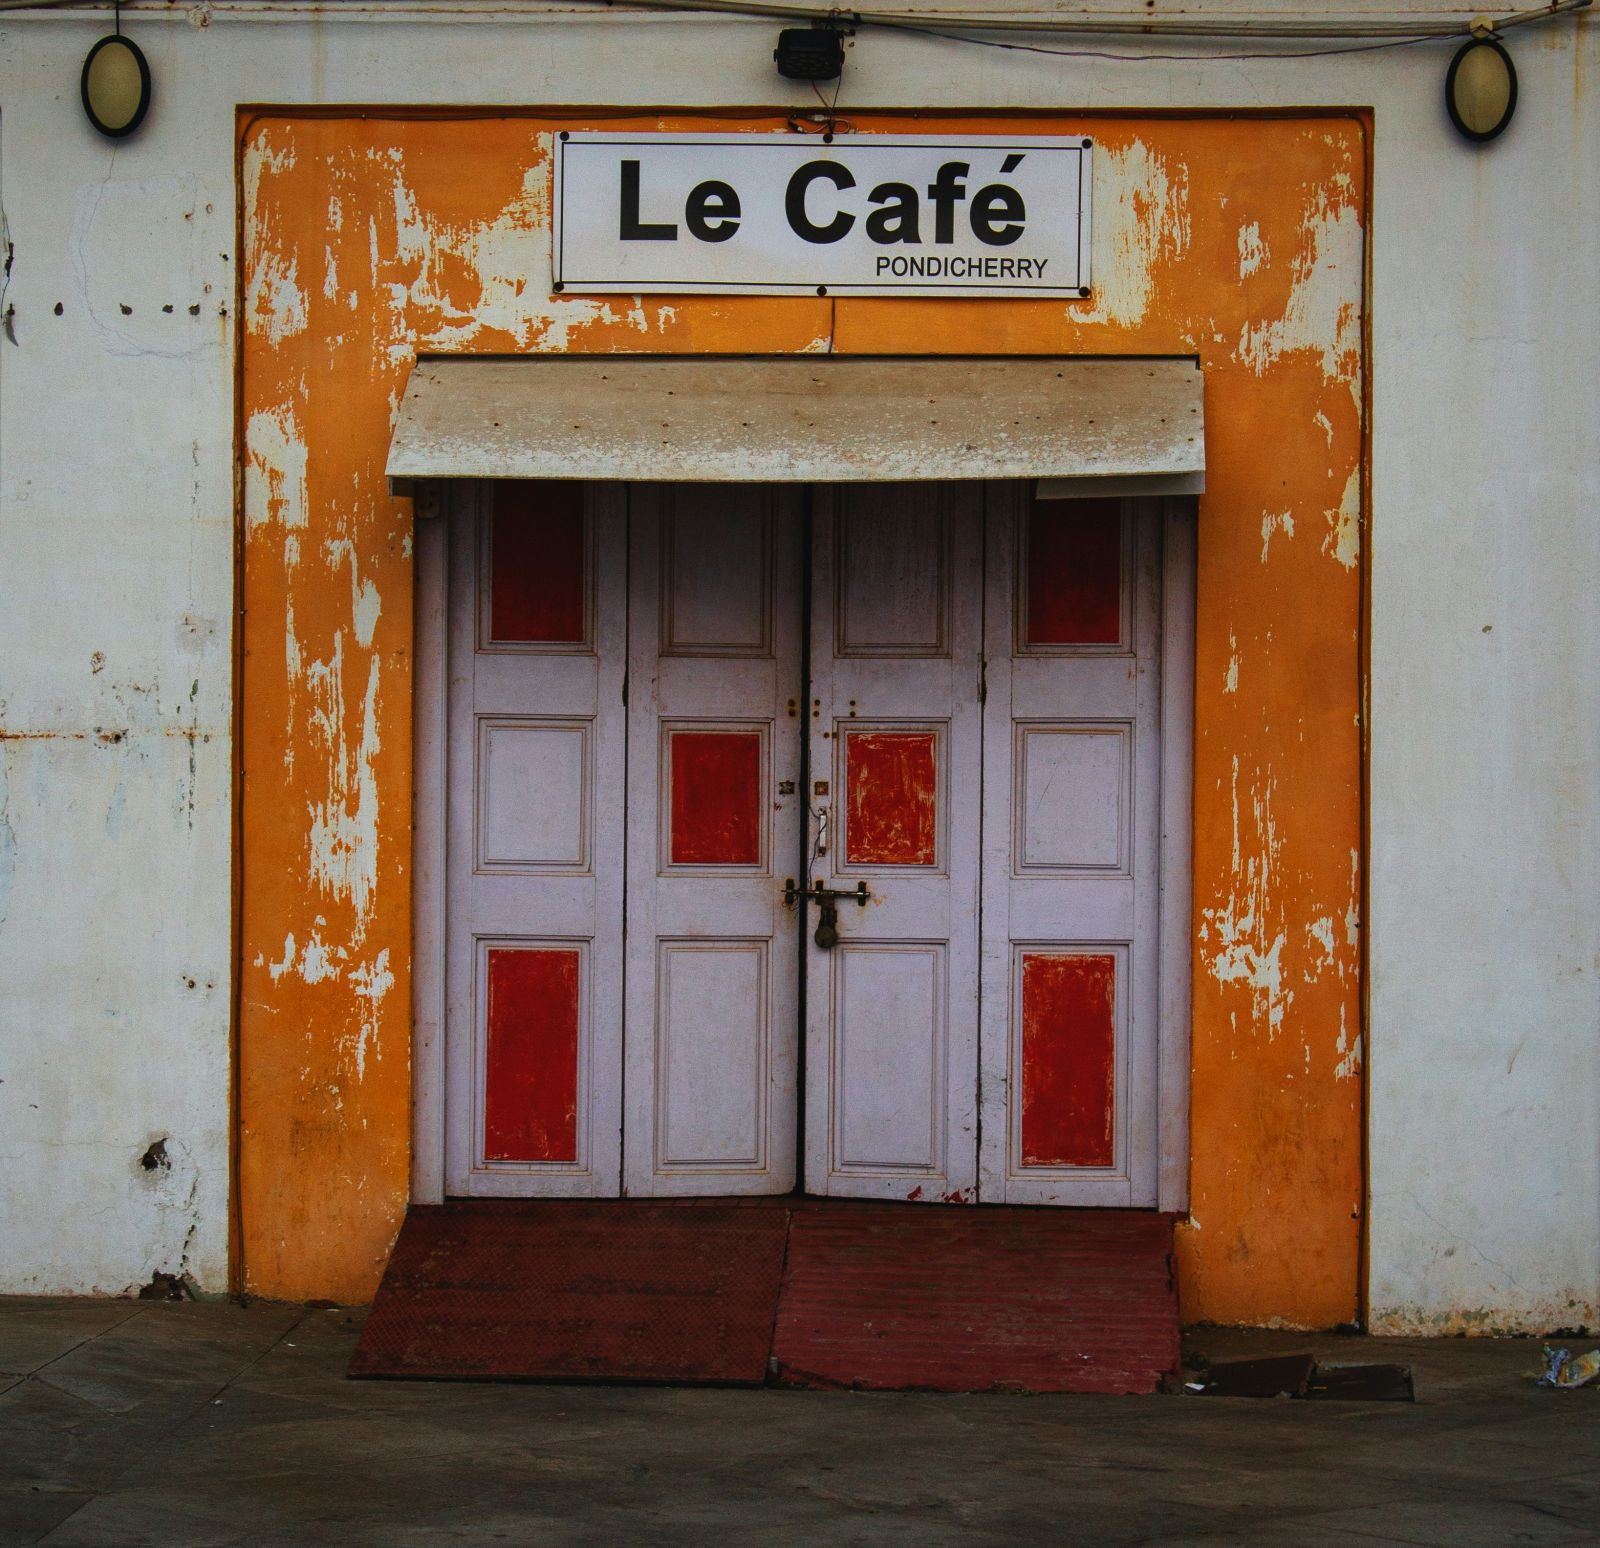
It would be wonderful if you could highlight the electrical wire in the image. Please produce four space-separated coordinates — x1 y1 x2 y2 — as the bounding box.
0 0 1588 37
865 18 1447 60
589 0 1592 39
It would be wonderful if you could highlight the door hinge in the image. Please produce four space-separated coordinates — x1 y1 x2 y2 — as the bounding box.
621 672 628 707
978 656 988 704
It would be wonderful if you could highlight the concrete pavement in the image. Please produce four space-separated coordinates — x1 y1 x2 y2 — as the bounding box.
2 1298 1596 1546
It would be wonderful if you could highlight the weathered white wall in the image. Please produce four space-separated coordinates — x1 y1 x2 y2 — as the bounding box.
0 12 238 1294
0 2 1593 1324
1364 36 1600 1334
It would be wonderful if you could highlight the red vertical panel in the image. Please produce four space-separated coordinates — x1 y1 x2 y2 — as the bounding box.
490 482 585 643
845 731 938 866
1021 952 1116 1167
1027 497 1122 646
670 731 763 865
484 947 580 1163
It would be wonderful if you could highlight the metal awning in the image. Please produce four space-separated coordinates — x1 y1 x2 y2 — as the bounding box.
387 355 1204 495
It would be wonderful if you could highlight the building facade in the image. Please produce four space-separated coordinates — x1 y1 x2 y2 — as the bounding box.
0 0 1595 1335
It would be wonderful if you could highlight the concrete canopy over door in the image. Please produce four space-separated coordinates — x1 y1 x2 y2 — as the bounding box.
386 354 1206 489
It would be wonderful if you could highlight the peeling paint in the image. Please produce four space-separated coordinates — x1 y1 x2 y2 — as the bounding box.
1307 915 1337 977
1324 465 1360 570
1203 756 1293 1039
247 251 308 344
304 631 382 940
1237 221 1266 278
328 539 383 650
1075 139 1189 328
1334 1007 1362 1082
349 948 394 1081
1260 510 1294 562
245 406 309 530
266 932 296 984
1236 197 1362 384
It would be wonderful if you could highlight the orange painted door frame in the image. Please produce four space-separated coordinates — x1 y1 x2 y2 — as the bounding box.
239 110 1367 1325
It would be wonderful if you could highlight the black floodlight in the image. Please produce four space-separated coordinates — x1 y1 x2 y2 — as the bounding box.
775 27 844 82
1445 34 1517 144
81 32 151 139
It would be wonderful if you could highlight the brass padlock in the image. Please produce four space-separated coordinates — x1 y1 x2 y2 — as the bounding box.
814 900 839 950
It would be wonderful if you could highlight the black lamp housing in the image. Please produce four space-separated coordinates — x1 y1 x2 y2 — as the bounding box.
81 32 152 139
775 27 844 82
1445 35 1518 144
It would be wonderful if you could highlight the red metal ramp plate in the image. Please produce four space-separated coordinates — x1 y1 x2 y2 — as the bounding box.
772 1204 1179 1394
349 1201 788 1384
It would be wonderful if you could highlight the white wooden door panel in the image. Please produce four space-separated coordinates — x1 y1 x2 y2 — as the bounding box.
830 941 948 1174
445 482 625 1197
433 476 1182 1211
805 483 982 1203
979 490 1163 1206
624 484 803 1196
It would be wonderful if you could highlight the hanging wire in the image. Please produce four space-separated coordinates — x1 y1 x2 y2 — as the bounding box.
861 19 1446 62
539 0 1591 43
0 0 1586 36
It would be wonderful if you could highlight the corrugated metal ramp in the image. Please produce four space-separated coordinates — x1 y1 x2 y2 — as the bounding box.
351 1199 1179 1394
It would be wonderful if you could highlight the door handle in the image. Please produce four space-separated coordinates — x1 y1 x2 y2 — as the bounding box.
782 878 869 950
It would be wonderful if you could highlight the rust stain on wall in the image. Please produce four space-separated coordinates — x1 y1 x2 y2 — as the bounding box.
239 112 1366 1324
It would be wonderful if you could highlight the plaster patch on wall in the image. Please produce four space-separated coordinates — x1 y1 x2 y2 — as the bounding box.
70 175 218 361
304 632 381 941
1076 139 1189 327
244 407 309 530
1236 196 1362 383
132 1133 202 1294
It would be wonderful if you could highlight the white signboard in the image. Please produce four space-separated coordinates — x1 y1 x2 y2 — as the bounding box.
552 132 1092 299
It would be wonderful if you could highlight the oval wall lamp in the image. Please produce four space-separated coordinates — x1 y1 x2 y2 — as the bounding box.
1445 32 1517 144
81 30 151 139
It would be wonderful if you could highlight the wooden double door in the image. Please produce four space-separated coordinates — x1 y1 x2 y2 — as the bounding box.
444 480 1169 1206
